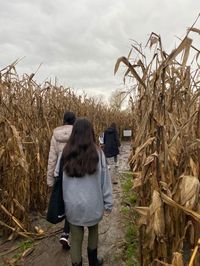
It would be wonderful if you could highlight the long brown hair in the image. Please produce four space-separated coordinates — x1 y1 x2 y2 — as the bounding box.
62 118 99 177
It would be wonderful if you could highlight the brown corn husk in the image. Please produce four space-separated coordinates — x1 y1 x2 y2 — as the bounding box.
150 191 165 238
173 175 200 210
171 252 184 266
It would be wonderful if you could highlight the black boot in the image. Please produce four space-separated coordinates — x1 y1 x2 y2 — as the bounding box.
87 248 103 266
72 259 82 266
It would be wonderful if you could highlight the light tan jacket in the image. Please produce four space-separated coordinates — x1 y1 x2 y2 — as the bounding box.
47 124 73 187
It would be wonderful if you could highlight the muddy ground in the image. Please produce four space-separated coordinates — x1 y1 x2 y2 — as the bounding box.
0 142 132 266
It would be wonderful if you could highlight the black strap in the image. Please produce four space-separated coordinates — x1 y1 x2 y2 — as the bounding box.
59 155 64 179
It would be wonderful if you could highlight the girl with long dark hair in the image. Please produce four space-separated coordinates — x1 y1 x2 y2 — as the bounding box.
61 118 113 266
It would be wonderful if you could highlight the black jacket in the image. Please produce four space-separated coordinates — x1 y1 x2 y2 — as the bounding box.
103 127 120 158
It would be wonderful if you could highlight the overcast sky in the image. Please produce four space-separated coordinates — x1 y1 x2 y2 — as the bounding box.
0 0 200 99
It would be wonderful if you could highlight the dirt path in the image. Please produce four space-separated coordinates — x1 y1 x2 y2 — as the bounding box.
2 142 131 266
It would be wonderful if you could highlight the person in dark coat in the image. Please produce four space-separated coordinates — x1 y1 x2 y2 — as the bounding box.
103 123 120 167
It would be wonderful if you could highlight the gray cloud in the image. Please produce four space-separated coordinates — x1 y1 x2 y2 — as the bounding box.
0 0 200 98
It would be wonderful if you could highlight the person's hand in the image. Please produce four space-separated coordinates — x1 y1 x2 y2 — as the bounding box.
47 185 53 196
104 210 111 217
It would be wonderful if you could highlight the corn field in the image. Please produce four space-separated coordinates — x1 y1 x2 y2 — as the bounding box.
115 26 200 265
1 19 200 266
0 64 132 238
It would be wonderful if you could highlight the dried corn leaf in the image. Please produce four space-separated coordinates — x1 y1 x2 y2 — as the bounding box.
171 252 184 266
114 56 147 89
189 157 198 176
188 27 200 35
144 151 158 166
182 38 192 66
130 137 155 164
149 36 159 49
132 176 142 189
13 198 25 212
161 193 200 222
0 147 5 159
0 204 27 232
162 37 193 68
7 121 28 172
173 175 200 210
150 190 165 237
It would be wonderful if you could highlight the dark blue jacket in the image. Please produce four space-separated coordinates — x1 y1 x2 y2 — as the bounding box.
103 127 120 158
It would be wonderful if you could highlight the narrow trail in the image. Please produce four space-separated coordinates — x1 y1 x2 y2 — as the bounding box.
10 142 131 266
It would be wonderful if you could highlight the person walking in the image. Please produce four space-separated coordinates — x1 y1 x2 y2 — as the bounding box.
60 118 113 266
103 122 120 168
98 132 104 149
47 111 76 249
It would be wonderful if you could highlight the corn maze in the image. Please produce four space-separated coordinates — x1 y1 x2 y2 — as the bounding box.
1 22 200 266
0 65 132 239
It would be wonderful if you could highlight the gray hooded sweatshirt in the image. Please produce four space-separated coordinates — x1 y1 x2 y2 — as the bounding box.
57 149 113 227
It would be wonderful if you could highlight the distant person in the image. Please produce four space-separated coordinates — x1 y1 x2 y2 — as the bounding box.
60 118 113 266
47 111 76 250
103 122 120 168
98 132 104 148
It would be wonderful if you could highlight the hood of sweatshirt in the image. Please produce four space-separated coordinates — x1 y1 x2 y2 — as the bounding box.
53 125 73 143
